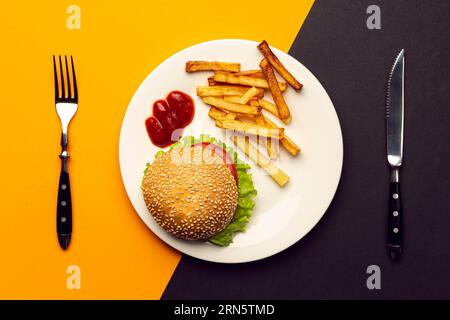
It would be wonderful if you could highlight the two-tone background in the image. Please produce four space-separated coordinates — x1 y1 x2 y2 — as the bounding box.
0 1 448 299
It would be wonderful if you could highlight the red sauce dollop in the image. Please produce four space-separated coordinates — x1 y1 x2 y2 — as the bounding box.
145 91 195 148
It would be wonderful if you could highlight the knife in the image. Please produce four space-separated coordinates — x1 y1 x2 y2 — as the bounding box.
386 49 405 262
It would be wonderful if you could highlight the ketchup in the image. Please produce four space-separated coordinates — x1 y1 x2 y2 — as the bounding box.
145 91 195 148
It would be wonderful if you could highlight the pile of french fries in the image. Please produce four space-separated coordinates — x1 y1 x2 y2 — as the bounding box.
185 40 303 187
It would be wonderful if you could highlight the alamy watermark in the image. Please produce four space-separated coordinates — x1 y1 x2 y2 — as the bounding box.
66 265 81 290
66 5 81 30
366 265 381 290
366 5 381 30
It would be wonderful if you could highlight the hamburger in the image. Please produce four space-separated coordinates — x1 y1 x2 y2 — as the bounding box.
142 135 256 246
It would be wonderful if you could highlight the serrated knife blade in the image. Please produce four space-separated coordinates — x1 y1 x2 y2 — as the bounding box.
385 49 405 262
386 49 405 167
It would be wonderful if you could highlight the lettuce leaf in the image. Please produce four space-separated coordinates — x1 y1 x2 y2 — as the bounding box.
146 134 257 246
209 163 256 246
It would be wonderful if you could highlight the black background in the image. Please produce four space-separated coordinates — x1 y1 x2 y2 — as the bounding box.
163 0 450 299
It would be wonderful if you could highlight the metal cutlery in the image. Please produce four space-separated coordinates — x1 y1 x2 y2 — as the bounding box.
53 55 78 250
385 49 405 262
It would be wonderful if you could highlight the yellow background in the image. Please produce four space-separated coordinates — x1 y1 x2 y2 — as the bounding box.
0 0 313 299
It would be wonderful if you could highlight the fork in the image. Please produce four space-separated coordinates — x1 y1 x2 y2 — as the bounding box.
53 55 78 250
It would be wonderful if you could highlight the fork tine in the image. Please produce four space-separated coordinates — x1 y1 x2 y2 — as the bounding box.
53 55 59 100
71 56 78 101
64 56 72 99
59 55 65 99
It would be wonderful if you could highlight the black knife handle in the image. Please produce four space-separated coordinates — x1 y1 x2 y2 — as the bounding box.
57 142 72 250
387 169 403 261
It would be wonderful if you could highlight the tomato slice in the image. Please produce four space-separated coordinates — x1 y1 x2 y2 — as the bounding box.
193 142 238 185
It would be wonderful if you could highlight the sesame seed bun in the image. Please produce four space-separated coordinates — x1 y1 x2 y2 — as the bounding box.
142 145 238 240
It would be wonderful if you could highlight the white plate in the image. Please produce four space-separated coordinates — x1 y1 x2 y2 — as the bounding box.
119 39 343 263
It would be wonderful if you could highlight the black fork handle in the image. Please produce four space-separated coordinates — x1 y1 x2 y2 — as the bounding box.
57 134 72 250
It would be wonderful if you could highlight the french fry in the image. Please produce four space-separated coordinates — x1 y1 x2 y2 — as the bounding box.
197 85 264 97
238 87 261 104
235 114 256 122
254 113 266 134
224 96 258 104
260 59 291 123
208 107 257 123
266 136 279 159
263 115 301 156
257 99 278 117
231 70 265 78
186 61 240 73
225 111 258 122
213 72 287 91
216 119 283 139
253 114 278 159
223 95 242 103
249 100 259 107
224 110 237 120
203 97 261 115
255 99 289 125
257 41 303 90
207 77 218 86
231 135 289 187
208 107 228 120
213 72 266 88
260 118 279 159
